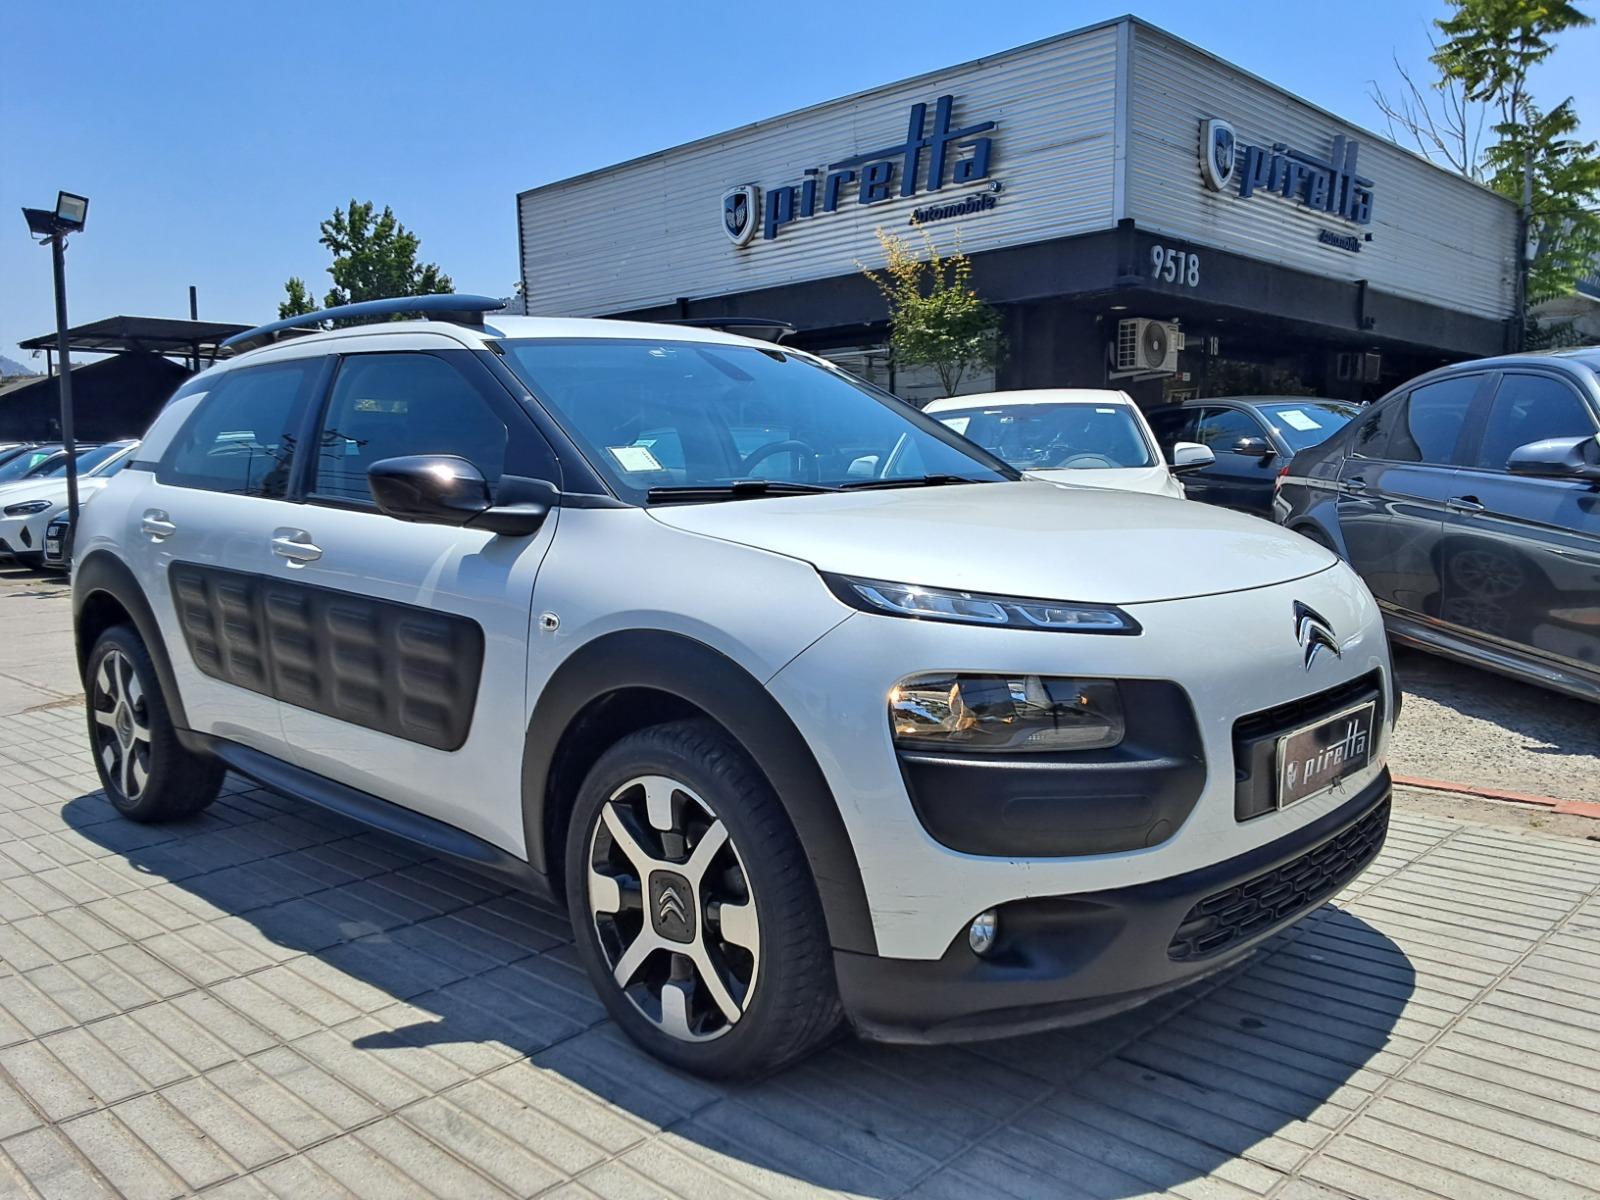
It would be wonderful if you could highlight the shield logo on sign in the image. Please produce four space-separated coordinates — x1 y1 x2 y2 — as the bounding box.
1199 118 1236 191
722 184 759 247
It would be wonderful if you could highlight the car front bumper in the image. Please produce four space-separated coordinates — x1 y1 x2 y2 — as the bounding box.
834 769 1390 1043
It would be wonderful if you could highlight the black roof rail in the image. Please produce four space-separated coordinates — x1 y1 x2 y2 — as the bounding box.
220 294 508 355
653 316 796 343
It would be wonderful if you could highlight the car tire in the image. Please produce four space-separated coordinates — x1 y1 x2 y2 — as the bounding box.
565 718 841 1078
85 625 224 822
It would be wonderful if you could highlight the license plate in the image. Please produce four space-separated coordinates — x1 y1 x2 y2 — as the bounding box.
1275 701 1376 809
44 536 62 557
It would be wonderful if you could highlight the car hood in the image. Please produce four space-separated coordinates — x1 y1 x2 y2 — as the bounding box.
645 480 1337 604
1026 465 1181 498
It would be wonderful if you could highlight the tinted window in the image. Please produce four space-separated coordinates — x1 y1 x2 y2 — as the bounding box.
312 353 508 503
1474 374 1599 470
160 362 315 497
0 449 63 482
1349 402 1402 459
1257 401 1359 454
1147 409 1196 450
1193 407 1265 452
498 339 1012 502
1386 375 1480 465
935 403 1155 469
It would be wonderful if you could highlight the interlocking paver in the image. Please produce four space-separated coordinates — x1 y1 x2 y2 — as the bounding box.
0 687 1598 1197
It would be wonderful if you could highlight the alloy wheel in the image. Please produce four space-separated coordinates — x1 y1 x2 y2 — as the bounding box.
91 649 152 802
586 774 761 1042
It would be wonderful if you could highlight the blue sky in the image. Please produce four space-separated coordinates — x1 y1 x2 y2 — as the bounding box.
2 1 1595 360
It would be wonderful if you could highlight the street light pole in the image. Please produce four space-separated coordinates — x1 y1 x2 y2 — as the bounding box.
21 192 89 536
50 230 80 528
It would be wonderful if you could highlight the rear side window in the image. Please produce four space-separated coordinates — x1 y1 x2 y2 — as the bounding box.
158 361 318 497
1474 374 1599 470
1385 375 1480 465
311 353 509 504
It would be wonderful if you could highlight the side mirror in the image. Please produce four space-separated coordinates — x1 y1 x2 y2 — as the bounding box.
1229 436 1276 461
1506 433 1600 481
368 455 555 535
1169 441 1216 475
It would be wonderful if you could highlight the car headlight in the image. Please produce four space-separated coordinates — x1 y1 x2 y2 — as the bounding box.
824 574 1140 635
890 674 1126 752
3 499 52 516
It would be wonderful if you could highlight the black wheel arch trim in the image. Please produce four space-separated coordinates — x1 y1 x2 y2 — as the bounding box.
73 550 191 732
521 628 878 955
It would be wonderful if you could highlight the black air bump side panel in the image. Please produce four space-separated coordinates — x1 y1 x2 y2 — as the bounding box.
169 563 273 696
168 562 485 751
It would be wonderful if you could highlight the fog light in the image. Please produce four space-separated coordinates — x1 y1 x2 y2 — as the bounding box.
968 909 998 956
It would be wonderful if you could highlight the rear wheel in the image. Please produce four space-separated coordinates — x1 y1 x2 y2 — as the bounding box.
86 625 224 822
565 719 840 1078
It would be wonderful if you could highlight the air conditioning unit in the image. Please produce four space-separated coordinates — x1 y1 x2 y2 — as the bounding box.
1115 318 1183 374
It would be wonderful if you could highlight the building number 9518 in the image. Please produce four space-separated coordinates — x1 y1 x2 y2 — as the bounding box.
1151 243 1201 288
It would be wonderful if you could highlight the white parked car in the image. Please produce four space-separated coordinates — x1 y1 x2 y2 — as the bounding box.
0 441 138 568
73 297 1395 1078
925 389 1213 498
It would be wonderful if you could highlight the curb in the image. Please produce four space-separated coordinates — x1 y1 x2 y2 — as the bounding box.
1393 774 1600 821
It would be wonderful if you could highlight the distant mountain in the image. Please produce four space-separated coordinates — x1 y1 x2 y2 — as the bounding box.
0 355 37 378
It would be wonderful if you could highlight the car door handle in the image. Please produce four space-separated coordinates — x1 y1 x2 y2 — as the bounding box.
1446 496 1485 514
140 509 176 541
1344 477 1367 493
271 528 323 564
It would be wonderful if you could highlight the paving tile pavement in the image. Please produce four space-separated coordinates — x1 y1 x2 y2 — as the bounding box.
2 703 1599 1198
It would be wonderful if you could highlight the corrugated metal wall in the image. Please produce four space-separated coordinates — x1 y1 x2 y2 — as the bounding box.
1124 24 1517 320
518 24 1121 316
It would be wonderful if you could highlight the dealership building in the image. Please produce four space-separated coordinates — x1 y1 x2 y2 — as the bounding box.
516 17 1518 407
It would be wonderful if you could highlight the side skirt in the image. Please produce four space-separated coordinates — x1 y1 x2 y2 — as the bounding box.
200 736 555 898
1382 609 1600 704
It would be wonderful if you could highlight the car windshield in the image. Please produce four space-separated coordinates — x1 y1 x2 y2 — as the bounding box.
933 402 1155 470
497 338 1015 501
35 444 124 478
0 448 62 482
1256 401 1359 453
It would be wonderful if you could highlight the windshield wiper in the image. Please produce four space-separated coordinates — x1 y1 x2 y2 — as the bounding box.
646 479 838 503
838 473 991 491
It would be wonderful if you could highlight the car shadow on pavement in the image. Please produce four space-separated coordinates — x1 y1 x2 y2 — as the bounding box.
57 782 1415 1197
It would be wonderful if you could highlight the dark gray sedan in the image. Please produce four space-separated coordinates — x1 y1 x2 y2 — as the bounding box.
1274 349 1600 704
1147 397 1359 515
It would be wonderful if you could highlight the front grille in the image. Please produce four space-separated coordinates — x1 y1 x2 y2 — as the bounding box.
1168 799 1389 961
1233 671 1384 822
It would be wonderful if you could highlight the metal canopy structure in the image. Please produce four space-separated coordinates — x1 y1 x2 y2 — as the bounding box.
18 314 249 360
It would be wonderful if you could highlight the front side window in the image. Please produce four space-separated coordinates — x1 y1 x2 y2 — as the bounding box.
498 339 1013 502
1386 375 1480 465
934 403 1155 470
1257 401 1359 454
1474 374 1599 471
159 360 318 497
312 353 509 504
1192 407 1265 452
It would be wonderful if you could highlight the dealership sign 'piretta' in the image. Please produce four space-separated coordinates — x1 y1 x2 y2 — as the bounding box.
722 95 998 246
1200 118 1376 227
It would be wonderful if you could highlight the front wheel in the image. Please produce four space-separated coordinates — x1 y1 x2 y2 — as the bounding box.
565 719 840 1078
86 625 224 822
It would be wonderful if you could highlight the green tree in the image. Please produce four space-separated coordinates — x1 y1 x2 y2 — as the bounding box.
1432 0 1598 305
278 277 318 319
279 200 453 319
859 225 1004 400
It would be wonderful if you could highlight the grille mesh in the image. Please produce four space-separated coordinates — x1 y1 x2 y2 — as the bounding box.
1168 800 1389 961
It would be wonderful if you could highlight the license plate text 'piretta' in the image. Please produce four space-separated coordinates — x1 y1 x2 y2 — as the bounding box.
1277 702 1376 808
